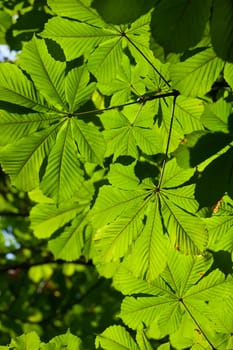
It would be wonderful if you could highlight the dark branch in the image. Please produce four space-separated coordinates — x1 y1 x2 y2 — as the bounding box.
0 257 93 273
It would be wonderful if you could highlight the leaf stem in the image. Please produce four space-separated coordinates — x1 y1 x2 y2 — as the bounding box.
157 94 178 189
125 35 171 88
73 91 178 117
181 300 217 349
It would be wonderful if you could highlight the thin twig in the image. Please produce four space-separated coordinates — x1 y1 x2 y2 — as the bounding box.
181 299 217 349
72 91 178 117
124 34 171 88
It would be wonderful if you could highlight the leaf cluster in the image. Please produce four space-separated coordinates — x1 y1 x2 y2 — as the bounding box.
0 0 233 349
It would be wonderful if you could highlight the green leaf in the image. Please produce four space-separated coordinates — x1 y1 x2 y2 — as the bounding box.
72 119 106 164
19 36 67 109
210 0 233 62
98 56 146 105
136 330 153 350
108 162 140 190
101 107 162 160
0 63 51 112
127 199 169 281
175 96 204 133
42 17 115 60
119 251 231 343
195 148 233 207
151 0 212 53
9 331 40 350
48 212 88 261
0 11 11 44
160 197 208 253
95 325 139 350
224 62 233 89
30 201 84 239
126 12 153 65
65 65 96 112
0 112 57 146
207 214 233 255
174 130 232 169
91 186 147 228
0 125 58 191
170 48 224 97
43 330 81 350
201 98 232 133
48 0 105 26
94 207 146 262
92 0 152 25
40 120 83 204
88 37 123 83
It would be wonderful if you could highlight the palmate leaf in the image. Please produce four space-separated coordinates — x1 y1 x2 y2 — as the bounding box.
170 48 224 97
97 56 146 105
0 36 104 203
40 120 84 203
19 36 67 109
101 107 162 160
118 251 233 345
92 160 208 273
42 10 152 86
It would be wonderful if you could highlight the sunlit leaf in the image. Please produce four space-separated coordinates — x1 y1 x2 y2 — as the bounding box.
170 48 224 97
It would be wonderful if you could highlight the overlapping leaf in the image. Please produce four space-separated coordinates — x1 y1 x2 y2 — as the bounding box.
42 9 153 85
151 0 212 53
40 121 84 204
95 325 139 350
48 211 89 261
92 160 207 279
48 0 105 26
116 250 233 346
19 36 67 109
170 48 224 97
30 201 85 239
100 105 163 160
0 36 105 203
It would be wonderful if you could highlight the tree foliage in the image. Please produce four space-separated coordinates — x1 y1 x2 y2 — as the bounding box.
0 0 233 349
